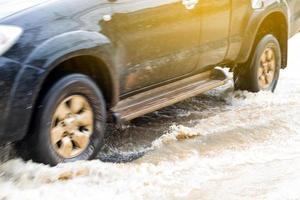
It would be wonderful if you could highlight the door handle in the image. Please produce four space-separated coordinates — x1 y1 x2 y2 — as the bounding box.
182 0 199 10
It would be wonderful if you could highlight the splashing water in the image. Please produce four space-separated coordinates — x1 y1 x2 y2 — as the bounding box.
1 35 300 200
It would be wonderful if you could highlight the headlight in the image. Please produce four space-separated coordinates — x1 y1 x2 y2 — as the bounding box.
0 25 23 56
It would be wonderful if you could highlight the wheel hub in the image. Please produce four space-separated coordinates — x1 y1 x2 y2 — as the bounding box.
258 47 276 89
51 95 94 159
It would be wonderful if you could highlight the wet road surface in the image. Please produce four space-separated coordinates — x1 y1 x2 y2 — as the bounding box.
1 35 300 200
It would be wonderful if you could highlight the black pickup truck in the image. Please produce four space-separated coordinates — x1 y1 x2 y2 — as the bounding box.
0 0 299 165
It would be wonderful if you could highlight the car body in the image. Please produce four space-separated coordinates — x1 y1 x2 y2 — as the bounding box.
0 0 299 164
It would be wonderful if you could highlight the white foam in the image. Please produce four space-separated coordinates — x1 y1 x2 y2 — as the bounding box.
2 29 300 200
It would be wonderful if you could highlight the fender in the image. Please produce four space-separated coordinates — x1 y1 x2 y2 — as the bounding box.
2 31 119 142
25 30 115 70
24 30 119 104
235 1 289 64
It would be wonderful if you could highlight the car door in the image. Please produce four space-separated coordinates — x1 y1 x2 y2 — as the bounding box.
288 0 300 34
109 0 202 94
196 0 231 69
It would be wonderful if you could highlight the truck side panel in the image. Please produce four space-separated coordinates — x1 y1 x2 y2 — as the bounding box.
224 0 251 63
287 0 300 36
226 0 289 65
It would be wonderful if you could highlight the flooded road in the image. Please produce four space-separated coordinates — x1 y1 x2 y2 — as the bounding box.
2 34 300 200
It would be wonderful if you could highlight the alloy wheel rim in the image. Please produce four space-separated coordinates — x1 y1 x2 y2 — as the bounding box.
51 95 94 159
258 47 276 89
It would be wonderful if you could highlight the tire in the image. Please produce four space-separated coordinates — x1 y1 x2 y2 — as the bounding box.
20 74 106 166
234 34 282 92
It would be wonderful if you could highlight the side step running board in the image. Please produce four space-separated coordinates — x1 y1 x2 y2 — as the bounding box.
112 68 229 123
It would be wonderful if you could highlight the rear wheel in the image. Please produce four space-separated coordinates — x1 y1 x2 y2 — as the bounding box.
21 74 106 166
234 34 281 92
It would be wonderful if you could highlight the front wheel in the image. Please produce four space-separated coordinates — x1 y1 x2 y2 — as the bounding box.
22 74 106 166
234 34 282 92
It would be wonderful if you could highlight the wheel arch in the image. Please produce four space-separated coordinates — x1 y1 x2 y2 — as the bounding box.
11 31 119 142
25 30 120 108
236 8 289 69
19 52 119 144
37 54 118 109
